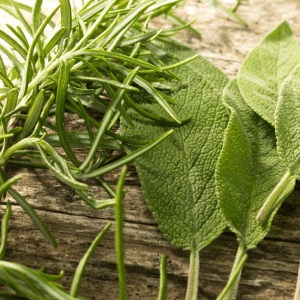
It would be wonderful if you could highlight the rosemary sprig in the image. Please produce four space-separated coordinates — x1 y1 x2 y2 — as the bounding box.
0 0 195 246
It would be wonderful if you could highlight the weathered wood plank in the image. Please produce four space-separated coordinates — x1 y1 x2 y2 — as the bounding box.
2 0 300 299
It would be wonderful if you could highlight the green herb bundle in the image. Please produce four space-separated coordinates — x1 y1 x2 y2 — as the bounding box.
121 20 300 300
0 0 200 242
0 0 200 297
0 0 298 298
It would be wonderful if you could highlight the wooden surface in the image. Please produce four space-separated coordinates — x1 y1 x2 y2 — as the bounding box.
2 0 300 299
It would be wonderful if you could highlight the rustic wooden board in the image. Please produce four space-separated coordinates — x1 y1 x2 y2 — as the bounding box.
2 0 300 299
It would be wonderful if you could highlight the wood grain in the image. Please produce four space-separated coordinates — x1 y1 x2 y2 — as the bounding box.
2 0 300 299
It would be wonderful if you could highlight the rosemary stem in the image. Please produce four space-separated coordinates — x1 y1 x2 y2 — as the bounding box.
0 137 39 166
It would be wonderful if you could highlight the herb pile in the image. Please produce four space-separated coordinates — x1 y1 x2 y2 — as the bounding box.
0 0 200 298
122 21 300 299
0 0 298 299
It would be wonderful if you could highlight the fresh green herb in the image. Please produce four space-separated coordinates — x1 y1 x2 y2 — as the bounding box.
115 166 127 300
237 21 300 127
121 37 229 300
257 64 300 222
0 0 203 298
215 78 295 299
201 0 248 26
70 222 112 298
158 254 167 300
0 201 11 261
0 0 198 245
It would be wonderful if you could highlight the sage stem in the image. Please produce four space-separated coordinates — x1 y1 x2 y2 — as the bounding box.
185 248 200 300
217 249 247 300
224 244 247 300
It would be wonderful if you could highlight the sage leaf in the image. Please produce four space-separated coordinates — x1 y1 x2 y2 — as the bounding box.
216 79 295 298
121 38 228 251
237 21 300 126
216 78 294 249
257 64 300 223
276 64 300 172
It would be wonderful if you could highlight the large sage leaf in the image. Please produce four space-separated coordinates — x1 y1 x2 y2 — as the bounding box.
237 21 300 126
216 78 295 250
121 38 228 251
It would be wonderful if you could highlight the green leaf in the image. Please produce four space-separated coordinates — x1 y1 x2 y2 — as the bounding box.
163 12 201 37
0 174 22 198
110 63 181 124
276 64 300 172
8 187 57 247
6 24 29 49
75 49 161 72
215 79 295 297
121 38 228 251
0 201 11 260
0 0 55 27
75 190 116 209
91 0 155 49
56 60 80 167
217 78 295 248
0 44 23 72
59 0 72 51
115 166 127 300
0 71 14 89
0 261 76 299
257 64 300 223
1 88 18 118
44 27 67 55
72 0 108 27
74 0 118 50
201 0 247 26
0 30 27 60
32 0 43 32
17 89 45 141
70 222 112 297
43 132 122 150
79 67 140 171
36 142 88 191
8 0 33 36
237 21 300 126
78 129 173 179
19 4 60 99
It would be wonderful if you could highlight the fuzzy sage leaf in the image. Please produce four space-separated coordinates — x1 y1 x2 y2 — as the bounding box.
238 21 300 126
215 78 295 298
121 38 228 299
257 64 300 222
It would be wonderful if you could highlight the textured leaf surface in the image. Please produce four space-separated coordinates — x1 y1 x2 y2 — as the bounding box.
216 79 295 249
276 64 300 174
237 21 300 126
121 39 228 251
